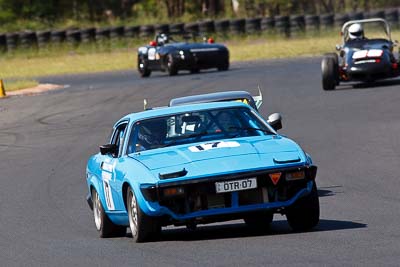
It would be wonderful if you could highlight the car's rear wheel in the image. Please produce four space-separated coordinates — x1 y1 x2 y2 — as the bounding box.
321 56 338 90
167 54 178 76
138 56 151 78
217 58 229 71
92 189 126 238
286 183 320 231
190 68 200 74
127 187 160 242
243 211 273 231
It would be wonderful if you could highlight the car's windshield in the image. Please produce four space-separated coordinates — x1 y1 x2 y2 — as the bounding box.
128 107 274 153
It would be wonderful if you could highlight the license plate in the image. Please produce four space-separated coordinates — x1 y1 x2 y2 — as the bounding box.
215 178 257 193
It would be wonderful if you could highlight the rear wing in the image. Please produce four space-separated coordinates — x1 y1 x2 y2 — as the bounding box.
253 86 263 110
169 88 263 111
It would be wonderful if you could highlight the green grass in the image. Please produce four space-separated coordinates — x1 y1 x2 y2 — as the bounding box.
2 79 39 92
2 29 400 91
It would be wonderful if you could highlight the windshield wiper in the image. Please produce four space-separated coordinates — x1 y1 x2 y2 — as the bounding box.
228 126 275 135
186 130 209 138
162 131 209 147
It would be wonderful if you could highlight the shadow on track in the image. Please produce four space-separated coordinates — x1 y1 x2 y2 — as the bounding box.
329 78 400 91
126 218 366 242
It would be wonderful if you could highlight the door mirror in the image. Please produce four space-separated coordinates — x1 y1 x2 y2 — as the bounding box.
335 44 342 51
100 144 117 155
267 113 282 131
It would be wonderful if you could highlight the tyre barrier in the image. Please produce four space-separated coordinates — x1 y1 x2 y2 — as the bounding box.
230 18 246 34
275 16 290 36
6 33 19 50
348 11 364 21
366 10 385 19
184 22 199 34
214 19 230 33
96 28 110 40
81 28 96 42
169 23 184 33
0 34 7 52
261 17 275 31
19 31 38 49
385 8 399 27
245 18 261 33
139 24 155 37
320 13 334 29
290 15 305 34
124 25 140 38
305 15 320 31
66 30 81 45
2 9 398 53
110 26 125 39
51 30 66 44
334 13 350 27
155 24 169 34
37 31 51 47
199 20 215 33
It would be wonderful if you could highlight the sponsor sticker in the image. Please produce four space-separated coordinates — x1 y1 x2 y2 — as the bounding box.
188 141 240 152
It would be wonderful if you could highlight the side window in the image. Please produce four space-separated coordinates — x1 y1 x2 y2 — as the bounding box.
110 123 128 157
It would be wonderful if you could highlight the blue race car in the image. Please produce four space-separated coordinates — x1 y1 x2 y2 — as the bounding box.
86 101 319 242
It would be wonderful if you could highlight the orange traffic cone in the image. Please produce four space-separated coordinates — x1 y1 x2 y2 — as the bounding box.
0 79 6 98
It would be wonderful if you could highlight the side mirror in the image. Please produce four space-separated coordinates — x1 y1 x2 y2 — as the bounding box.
267 113 282 131
335 44 342 51
100 144 117 155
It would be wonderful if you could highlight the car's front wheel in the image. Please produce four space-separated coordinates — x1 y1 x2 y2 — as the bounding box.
286 183 320 231
321 56 338 90
243 211 273 232
127 187 160 242
92 189 126 238
167 54 178 76
138 56 151 77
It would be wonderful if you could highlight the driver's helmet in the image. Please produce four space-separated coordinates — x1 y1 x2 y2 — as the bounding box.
348 23 364 40
138 118 167 149
158 33 169 44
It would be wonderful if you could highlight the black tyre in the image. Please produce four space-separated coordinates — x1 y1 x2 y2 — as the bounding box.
167 54 178 76
217 58 229 71
324 53 340 85
321 56 338 90
286 183 320 231
127 187 160 243
138 56 151 77
92 189 126 238
244 211 273 231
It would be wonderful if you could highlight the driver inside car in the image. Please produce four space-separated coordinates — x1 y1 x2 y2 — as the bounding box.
215 110 241 133
128 119 168 152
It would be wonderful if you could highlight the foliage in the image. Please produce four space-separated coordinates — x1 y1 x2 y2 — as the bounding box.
1 0 400 32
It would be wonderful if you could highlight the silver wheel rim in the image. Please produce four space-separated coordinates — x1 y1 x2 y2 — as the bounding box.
128 190 138 237
93 191 102 231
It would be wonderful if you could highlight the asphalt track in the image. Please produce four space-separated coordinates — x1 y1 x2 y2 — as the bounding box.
1 58 400 266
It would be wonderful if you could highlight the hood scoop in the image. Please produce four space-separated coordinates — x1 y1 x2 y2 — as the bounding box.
159 168 188 180
273 153 301 164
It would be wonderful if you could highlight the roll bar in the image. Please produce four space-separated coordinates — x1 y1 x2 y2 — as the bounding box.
341 18 391 43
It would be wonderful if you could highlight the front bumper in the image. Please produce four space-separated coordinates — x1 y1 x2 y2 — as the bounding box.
141 165 317 221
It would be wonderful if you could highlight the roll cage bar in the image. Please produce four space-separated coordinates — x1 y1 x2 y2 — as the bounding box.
341 18 391 43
